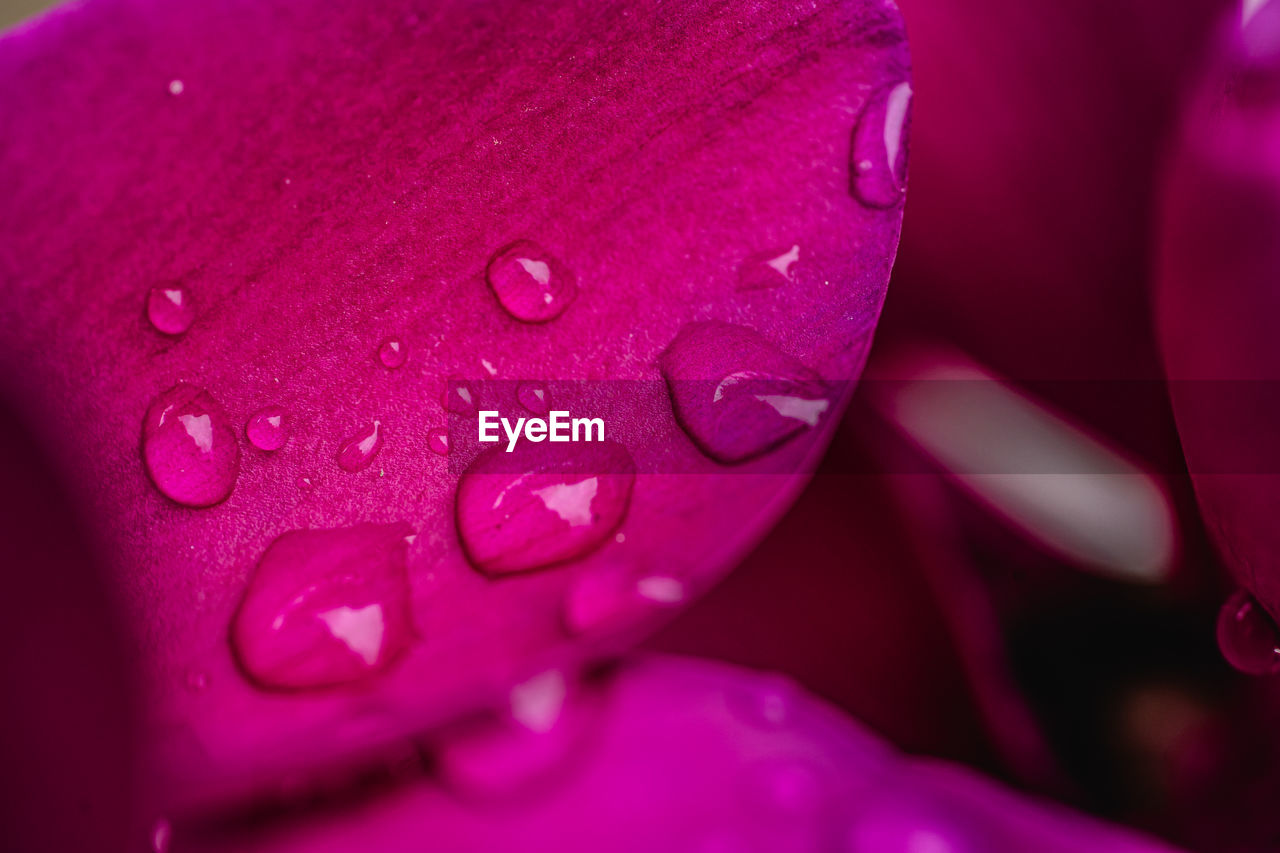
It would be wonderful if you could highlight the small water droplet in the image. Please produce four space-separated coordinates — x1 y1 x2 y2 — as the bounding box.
147 284 195 335
245 405 288 451
659 321 830 463
1217 589 1280 675
428 427 449 456
847 794 985 853
485 240 577 322
516 381 550 415
378 337 407 369
441 377 476 414
738 244 800 290
151 817 172 853
728 673 796 728
509 670 567 734
231 523 415 689
562 566 681 634
851 81 912 208
168 79 184 96
456 441 636 575
142 383 239 506
184 669 209 692
336 421 383 472
297 473 316 490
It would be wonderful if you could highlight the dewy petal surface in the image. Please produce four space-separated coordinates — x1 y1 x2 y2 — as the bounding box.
0 0 907 813
185 657 1179 853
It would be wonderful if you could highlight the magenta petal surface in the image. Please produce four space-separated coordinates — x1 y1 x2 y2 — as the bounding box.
186 657 1178 853
0 0 906 812
1157 3 1280 633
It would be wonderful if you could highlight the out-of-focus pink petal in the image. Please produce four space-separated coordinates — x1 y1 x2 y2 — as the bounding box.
182 656 1180 853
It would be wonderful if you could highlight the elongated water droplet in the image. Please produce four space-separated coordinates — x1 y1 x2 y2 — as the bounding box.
151 818 172 853
851 81 912 208
659 321 830 463
428 427 449 456
231 523 415 690
336 420 383 472
147 284 195 335
737 244 800 290
142 383 239 506
1217 589 1280 675
245 405 288 451
485 240 577 323
378 337 407 369
456 441 636 575
517 381 550 415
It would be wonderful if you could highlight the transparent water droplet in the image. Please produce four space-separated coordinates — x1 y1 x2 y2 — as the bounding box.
142 383 239 506
428 427 449 456
167 79 184 96
728 673 796 728
336 420 383 472
485 240 577 322
851 81 912 208
659 321 830 463
442 376 476 414
146 284 195 335
231 523 415 689
184 669 208 691
562 566 683 634
377 337 407 369
456 441 636 575
245 405 288 451
1217 589 1280 675
516 381 550 415
737 244 800 290
297 473 316 490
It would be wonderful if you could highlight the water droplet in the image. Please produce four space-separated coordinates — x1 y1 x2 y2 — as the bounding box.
456 441 636 575
728 673 796 728
297 473 316 490
146 284 195 335
485 240 577 322
509 670 567 734
517 381 550 415
428 427 450 456
442 377 476 414
847 794 985 853
231 523 415 689
245 405 288 451
336 421 383 472
151 817 172 853
851 81 911 208
377 337 407 369
184 669 208 692
167 79 184 96
142 383 239 506
1217 589 1280 675
562 566 682 634
659 321 831 463
738 244 800 290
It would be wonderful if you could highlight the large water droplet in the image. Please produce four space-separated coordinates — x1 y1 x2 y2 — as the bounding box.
517 381 550 416
851 81 912 208
737 244 800 291
456 441 636 575
147 284 196 335
231 523 415 690
245 405 288 451
485 240 577 323
377 337 407 369
142 383 240 506
1217 589 1280 675
336 421 383 472
659 321 831 463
